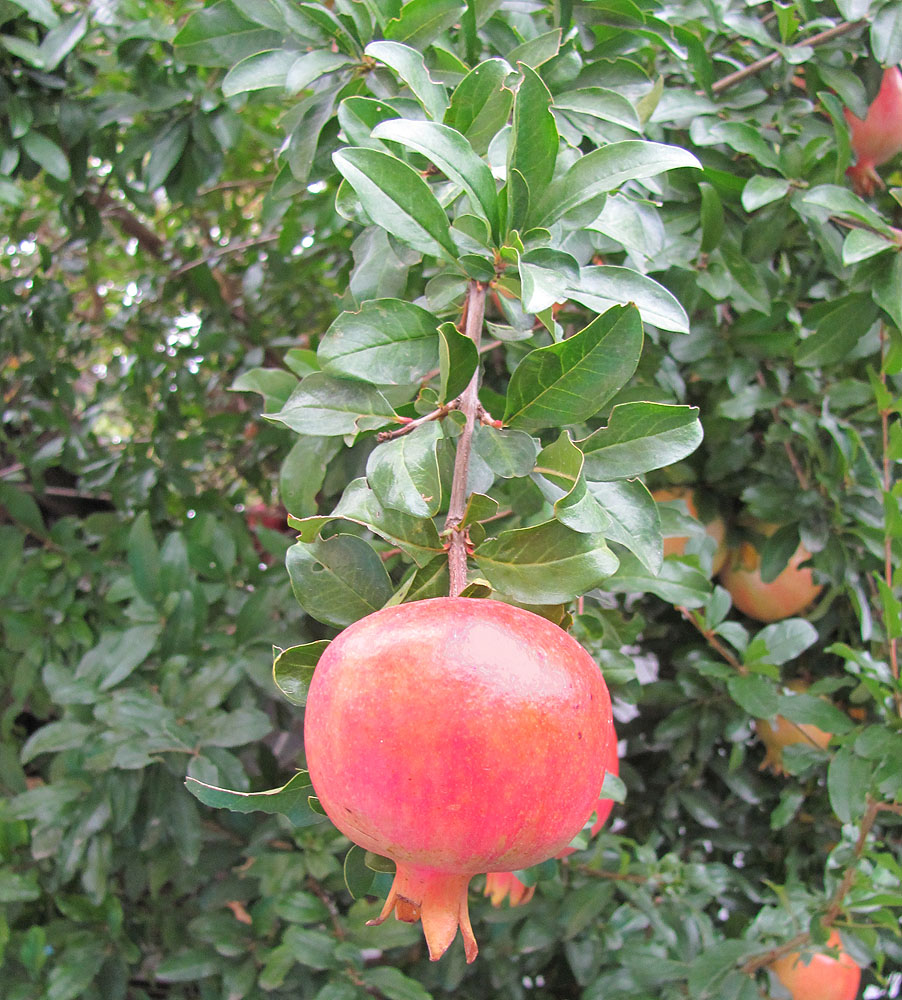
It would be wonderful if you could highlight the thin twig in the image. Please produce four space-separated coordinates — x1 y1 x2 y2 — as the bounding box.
678 606 748 674
444 280 488 596
710 20 866 95
375 401 459 442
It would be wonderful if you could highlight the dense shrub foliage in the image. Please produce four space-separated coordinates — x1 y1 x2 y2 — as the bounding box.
2 2 901 999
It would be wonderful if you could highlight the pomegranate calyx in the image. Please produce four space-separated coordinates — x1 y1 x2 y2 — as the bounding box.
367 865 477 963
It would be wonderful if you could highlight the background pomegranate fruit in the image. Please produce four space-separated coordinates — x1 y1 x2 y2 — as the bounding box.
768 930 861 1000
652 486 728 574
718 522 822 622
303 597 614 962
845 65 902 195
484 722 620 907
755 681 833 775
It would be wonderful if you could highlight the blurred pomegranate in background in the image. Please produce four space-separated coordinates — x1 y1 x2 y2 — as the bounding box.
845 66 902 195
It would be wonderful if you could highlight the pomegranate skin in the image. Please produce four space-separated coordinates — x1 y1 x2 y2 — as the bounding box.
304 597 613 962
845 66 902 196
485 722 620 907
769 931 861 1000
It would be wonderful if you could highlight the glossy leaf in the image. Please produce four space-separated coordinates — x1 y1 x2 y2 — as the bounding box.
384 0 466 48
581 402 703 481
605 550 710 608
222 49 296 95
437 322 479 403
508 64 557 229
364 41 448 121
566 265 690 334
185 771 324 827
371 119 499 236
534 140 700 226
474 519 619 603
533 431 611 534
589 478 662 574
554 87 641 132
445 58 514 155
503 305 643 432
366 422 443 517
318 299 441 385
264 372 397 437
333 147 457 260
472 425 539 478
272 641 329 706
174 1 282 67
286 534 394 627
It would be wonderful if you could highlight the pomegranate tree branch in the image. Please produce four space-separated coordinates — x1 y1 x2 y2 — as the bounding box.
741 795 885 976
376 401 459 442
710 19 866 94
678 606 748 674
444 280 488 596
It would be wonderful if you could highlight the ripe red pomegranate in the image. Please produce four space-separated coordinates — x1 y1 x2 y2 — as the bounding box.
845 66 902 196
303 597 614 962
769 930 861 1000
484 722 620 907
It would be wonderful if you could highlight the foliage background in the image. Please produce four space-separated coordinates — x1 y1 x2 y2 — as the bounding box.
2 1 902 999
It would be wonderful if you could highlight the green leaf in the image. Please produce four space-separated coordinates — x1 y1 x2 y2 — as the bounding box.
286 49 354 92
21 131 70 181
272 641 329 706
361 966 433 1000
0 482 45 536
344 844 377 899
554 87 641 132
318 299 441 384
503 305 643 431
231 367 298 411
371 119 499 237
155 950 222 983
777 693 855 735
144 121 189 191
843 229 895 265
727 674 779 718
438 321 479 402
174 1 281 67
264 372 397 437
581 402 703 481
185 771 323 827
474 519 619 603
472 425 539 478
286 534 393 627
75 624 161 690
508 63 558 223
222 48 296 95
567 265 690 334
746 619 818 666
534 140 700 227
605 549 710 607
741 175 791 212
518 248 580 314
445 58 514 156
365 40 448 121
589 479 662 574
534 432 611 534
366 422 443 517
384 0 466 48
796 294 879 368
801 185 895 235
699 182 724 253
20 720 95 764
507 28 561 69
828 747 871 823
871 2 902 65
38 11 86 71
333 147 457 260
280 436 342 518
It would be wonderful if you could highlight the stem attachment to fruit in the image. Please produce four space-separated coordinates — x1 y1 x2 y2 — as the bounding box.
444 279 488 596
366 864 478 963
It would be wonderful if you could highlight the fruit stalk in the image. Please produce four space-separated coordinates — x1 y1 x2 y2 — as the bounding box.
445 279 488 596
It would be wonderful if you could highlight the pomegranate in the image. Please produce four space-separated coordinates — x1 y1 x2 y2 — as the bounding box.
769 930 861 1000
484 722 620 907
845 66 902 196
755 681 832 775
718 522 822 623
652 486 727 574
303 597 614 962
